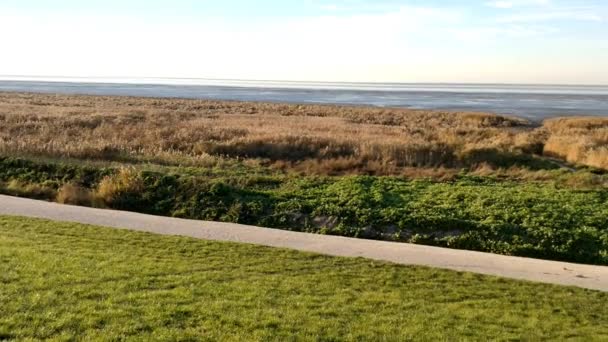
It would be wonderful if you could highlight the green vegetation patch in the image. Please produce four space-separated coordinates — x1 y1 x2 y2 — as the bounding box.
1 157 608 265
1 216 607 340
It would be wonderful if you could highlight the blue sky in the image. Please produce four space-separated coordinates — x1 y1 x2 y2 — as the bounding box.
1 0 607 84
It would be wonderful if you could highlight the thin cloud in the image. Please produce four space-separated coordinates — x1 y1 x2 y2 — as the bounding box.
486 0 551 9
451 25 559 42
497 10 603 23
486 1 514 8
487 1 605 22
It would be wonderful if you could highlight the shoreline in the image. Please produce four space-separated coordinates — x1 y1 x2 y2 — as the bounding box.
2 81 608 120
0 89 602 125
2 76 608 91
0 89 537 123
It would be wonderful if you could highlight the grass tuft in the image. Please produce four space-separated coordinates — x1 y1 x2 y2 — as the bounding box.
96 167 144 207
56 183 95 206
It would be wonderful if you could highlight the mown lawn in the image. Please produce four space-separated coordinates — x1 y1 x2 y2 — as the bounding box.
0 216 607 341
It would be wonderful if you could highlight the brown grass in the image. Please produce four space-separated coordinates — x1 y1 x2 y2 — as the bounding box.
543 117 608 169
0 179 56 200
96 167 144 205
1 92 606 174
56 183 95 206
52 169 144 207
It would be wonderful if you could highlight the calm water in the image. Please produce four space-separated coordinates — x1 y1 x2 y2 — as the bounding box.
1 77 608 121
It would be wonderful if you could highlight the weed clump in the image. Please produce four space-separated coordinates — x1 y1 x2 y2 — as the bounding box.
56 183 95 206
96 167 144 208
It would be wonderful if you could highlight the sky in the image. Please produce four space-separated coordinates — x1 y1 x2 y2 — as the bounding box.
0 0 607 84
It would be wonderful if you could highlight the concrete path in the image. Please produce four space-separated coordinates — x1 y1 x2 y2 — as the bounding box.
1 194 607 291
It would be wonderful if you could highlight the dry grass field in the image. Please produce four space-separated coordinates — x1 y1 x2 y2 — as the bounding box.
1 92 607 175
543 117 608 170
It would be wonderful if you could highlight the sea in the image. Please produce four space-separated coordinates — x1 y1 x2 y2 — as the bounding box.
1 77 608 121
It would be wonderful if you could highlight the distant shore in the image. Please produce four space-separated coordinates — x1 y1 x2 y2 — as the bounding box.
1 79 608 120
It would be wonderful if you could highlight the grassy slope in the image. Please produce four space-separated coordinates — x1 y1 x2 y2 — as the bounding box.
1 157 608 265
1 216 607 341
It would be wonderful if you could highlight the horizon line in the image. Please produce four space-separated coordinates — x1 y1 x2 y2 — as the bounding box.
1 75 607 88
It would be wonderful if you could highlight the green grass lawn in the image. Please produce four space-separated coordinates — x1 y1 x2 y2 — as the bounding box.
1 216 607 341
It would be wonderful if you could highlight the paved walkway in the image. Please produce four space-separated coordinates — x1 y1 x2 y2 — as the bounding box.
1 194 607 291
